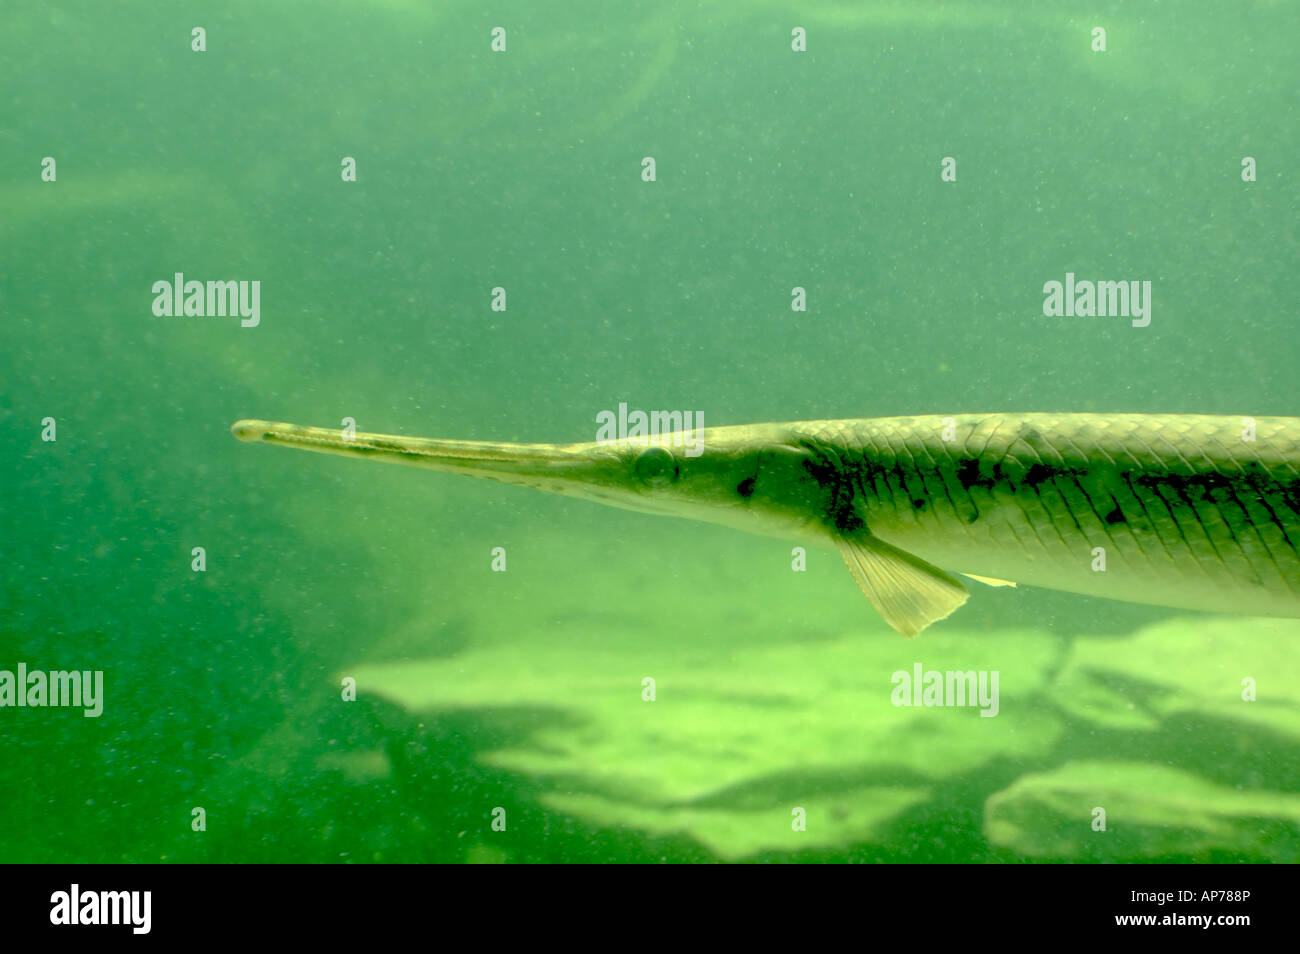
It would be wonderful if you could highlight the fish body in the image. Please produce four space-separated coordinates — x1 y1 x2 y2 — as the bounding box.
794 414 1300 623
232 413 1300 635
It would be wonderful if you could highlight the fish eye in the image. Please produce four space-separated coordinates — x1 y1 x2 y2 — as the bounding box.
634 446 677 486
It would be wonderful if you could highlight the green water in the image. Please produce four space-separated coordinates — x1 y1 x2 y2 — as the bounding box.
3 1 1298 863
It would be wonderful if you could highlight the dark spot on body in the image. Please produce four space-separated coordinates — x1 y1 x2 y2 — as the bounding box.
800 447 866 533
1020 461 1090 487
1023 462 1055 486
956 458 995 490
1283 479 1300 515
1134 472 1235 493
737 476 756 498
1104 507 1125 524
912 498 927 511
832 508 866 533
801 455 837 485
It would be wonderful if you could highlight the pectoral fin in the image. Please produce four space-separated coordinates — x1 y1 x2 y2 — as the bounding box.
835 533 969 637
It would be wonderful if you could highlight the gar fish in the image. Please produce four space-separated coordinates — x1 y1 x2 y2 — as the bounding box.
231 413 1300 636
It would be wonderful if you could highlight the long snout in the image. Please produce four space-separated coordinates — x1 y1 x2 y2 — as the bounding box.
230 418 610 487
